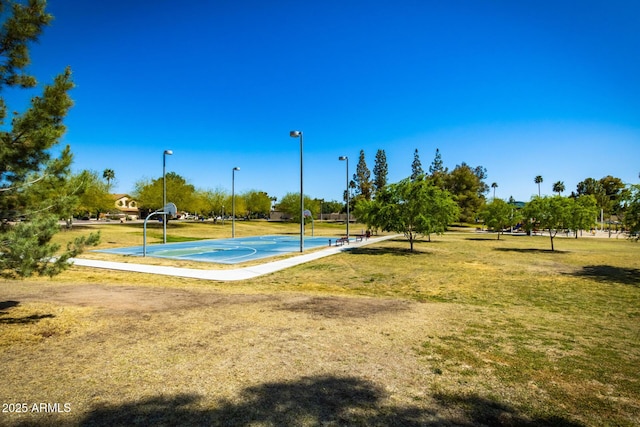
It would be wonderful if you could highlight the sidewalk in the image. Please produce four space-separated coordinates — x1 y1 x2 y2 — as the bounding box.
70 234 398 282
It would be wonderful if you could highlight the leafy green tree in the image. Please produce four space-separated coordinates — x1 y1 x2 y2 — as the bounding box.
0 1 99 278
445 162 488 223
133 172 197 213
225 192 246 218
622 184 640 240
355 178 459 251
576 177 600 196
353 150 373 201
194 187 227 217
410 148 424 181
353 199 375 231
568 195 598 238
576 177 606 215
241 190 271 219
479 198 512 240
133 178 160 212
522 195 573 251
576 175 627 221
372 149 388 194
322 200 343 215
64 170 112 222
277 192 318 223
599 175 628 216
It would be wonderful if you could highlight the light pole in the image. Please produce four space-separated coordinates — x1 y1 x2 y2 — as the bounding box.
163 149 173 244
290 130 303 252
232 166 240 238
339 156 349 239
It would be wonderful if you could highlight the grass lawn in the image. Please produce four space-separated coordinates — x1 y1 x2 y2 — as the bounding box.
1 221 638 426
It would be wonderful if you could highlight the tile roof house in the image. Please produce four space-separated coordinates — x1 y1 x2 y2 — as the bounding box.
109 194 140 220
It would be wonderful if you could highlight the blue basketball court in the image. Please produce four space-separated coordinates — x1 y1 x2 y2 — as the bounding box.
95 235 338 265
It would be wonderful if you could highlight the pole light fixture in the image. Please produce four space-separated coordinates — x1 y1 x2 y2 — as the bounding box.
232 166 240 238
338 156 349 239
162 149 173 244
290 130 304 252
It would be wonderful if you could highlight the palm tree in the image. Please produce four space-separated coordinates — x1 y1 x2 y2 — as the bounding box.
534 175 543 197
552 181 565 195
491 182 498 199
103 169 115 191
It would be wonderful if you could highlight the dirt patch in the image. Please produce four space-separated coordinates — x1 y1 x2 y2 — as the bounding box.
14 284 269 313
278 295 411 318
4 284 410 319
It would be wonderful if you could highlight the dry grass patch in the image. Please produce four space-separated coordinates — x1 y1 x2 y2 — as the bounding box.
0 301 95 346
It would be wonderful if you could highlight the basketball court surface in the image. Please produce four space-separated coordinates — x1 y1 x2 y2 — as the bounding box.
96 235 338 265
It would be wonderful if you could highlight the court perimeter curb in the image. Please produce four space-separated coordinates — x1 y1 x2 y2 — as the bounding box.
70 234 400 282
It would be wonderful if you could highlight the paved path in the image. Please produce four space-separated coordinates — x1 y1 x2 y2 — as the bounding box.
70 234 399 282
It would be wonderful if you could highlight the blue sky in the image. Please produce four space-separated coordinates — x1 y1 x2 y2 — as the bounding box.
10 0 640 204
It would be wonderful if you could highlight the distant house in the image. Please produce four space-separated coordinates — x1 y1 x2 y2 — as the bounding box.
108 194 140 220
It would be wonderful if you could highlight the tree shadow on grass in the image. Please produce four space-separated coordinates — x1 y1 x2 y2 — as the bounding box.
0 300 55 325
347 238 439 256
568 265 640 287
348 246 433 256
432 392 583 427
0 300 19 311
466 237 499 241
494 247 567 254
68 375 582 427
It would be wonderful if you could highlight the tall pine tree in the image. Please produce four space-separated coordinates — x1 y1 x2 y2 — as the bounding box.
411 149 424 181
428 148 447 188
353 149 373 201
429 148 444 175
372 149 388 195
0 0 99 279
